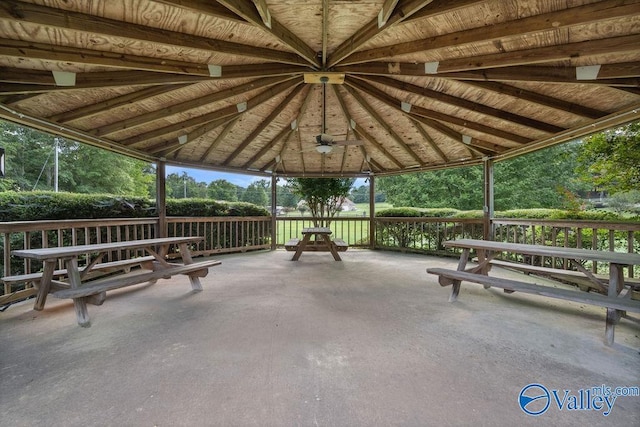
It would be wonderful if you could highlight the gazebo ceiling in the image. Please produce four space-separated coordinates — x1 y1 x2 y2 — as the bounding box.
0 1 639 178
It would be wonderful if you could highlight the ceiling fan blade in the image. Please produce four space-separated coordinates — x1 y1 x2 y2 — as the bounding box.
333 139 364 146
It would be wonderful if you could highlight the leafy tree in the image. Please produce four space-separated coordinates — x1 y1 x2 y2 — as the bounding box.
242 181 268 206
287 178 354 227
165 172 207 199
576 121 640 193
208 179 239 201
276 183 299 207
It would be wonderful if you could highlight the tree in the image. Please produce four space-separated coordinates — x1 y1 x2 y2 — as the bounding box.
208 179 239 201
576 121 640 193
242 181 268 206
165 172 207 199
287 178 354 227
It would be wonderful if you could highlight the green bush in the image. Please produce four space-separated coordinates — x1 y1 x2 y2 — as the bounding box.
166 198 269 217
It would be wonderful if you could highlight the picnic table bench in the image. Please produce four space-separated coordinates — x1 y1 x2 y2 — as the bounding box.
426 239 640 346
287 227 346 261
9 237 220 327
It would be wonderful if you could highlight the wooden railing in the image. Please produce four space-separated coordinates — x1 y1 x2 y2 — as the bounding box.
275 217 370 247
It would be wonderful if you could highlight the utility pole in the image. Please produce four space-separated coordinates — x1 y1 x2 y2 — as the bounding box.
54 138 59 192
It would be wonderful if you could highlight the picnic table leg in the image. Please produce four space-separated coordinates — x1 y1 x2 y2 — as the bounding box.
605 263 624 346
321 234 342 261
66 257 91 327
33 259 56 311
179 242 203 291
450 248 470 302
291 233 312 261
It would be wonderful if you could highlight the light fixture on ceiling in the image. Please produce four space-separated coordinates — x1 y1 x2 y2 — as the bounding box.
316 144 333 154
178 134 188 144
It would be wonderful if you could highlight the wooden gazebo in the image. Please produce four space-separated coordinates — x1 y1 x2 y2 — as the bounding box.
1 0 639 236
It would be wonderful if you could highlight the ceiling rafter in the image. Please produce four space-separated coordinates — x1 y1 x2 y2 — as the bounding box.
322 0 329 67
410 115 489 157
223 84 306 166
0 0 308 66
339 0 640 65
340 84 424 165
404 0 486 23
333 87 404 170
124 78 302 147
216 0 319 67
328 0 435 67
153 0 246 23
48 85 193 124
346 77 530 146
95 75 296 137
0 70 209 95
462 81 607 120
410 118 449 163
199 117 241 162
355 75 564 133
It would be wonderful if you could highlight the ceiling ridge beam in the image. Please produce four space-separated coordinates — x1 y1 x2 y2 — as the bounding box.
223 84 306 166
339 0 640 65
355 74 564 133
329 0 436 67
345 77 530 145
216 0 320 67
96 75 297 137
124 78 302 147
0 0 308 65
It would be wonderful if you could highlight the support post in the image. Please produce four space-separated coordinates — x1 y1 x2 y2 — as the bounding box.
483 158 494 241
271 175 277 251
369 175 376 249
156 160 167 238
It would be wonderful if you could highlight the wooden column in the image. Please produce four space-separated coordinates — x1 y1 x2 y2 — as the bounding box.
369 175 376 249
483 158 494 241
271 175 277 251
156 160 167 238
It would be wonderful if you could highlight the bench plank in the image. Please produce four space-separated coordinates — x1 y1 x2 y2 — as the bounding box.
53 260 221 300
426 268 640 313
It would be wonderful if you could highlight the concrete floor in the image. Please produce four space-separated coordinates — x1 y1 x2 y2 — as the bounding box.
1 249 638 426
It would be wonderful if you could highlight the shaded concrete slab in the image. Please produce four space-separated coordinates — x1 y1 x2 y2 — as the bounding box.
1 249 638 426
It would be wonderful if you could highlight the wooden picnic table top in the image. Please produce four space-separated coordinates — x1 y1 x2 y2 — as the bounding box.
12 236 204 260
444 239 640 265
301 227 332 234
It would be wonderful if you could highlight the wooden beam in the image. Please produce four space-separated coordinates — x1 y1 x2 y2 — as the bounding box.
410 115 491 157
199 118 240 162
345 77 531 145
223 84 306 166
339 0 640 65
123 78 302 147
216 0 319 67
153 0 246 23
378 0 400 27
404 0 485 22
48 85 193 123
463 81 607 120
340 84 425 165
410 118 449 163
252 0 271 28
0 1 308 66
329 0 435 67
355 75 564 133
95 75 296 137
322 0 329 67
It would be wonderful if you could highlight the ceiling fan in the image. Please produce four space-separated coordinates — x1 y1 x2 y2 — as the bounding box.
313 77 363 154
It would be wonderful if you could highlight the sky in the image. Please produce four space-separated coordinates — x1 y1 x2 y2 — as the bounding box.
166 165 367 188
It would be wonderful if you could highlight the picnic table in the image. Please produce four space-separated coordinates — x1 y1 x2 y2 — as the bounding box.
289 227 344 261
427 239 640 345
11 237 220 327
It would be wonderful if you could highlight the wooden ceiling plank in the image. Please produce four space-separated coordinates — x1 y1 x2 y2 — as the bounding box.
153 0 246 23
356 75 564 133
329 0 435 67
437 35 640 73
410 118 449 163
96 75 296 137
250 85 314 169
340 0 640 65
340 84 424 165
124 78 301 147
333 84 405 169
49 85 193 123
199 117 241 162
411 115 490 157
223 84 306 165
464 81 607 120
0 0 308 66
346 77 530 145
216 0 319 67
